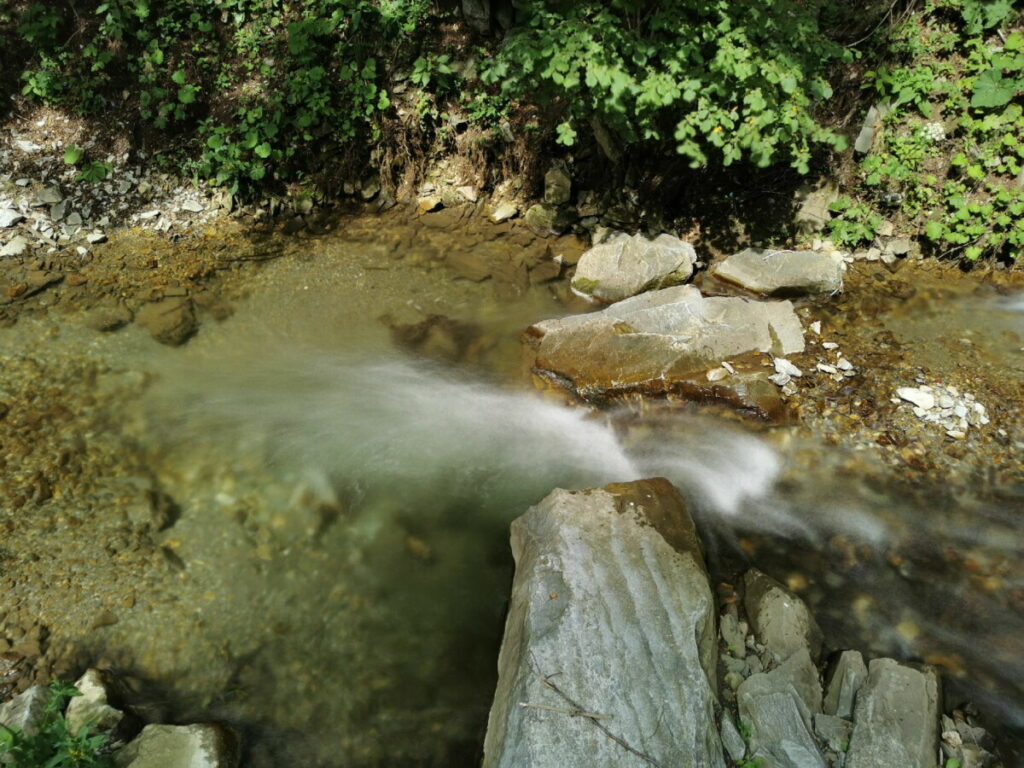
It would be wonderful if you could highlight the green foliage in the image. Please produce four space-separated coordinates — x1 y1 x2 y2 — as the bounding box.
63 145 84 165
14 0 434 194
480 0 851 172
829 0 1023 261
77 161 114 184
0 681 114 767
828 196 882 247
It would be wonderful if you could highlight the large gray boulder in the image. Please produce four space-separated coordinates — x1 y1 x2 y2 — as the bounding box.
744 570 824 663
572 233 696 302
713 248 843 297
845 659 939 768
526 285 804 395
114 724 240 768
483 478 724 768
737 649 827 768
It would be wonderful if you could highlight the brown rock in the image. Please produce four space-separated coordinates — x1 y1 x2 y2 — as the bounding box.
135 297 196 346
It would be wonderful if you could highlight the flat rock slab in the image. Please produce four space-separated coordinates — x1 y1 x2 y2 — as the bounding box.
526 285 804 397
713 248 843 297
845 659 939 768
572 233 696 302
483 478 724 768
114 724 240 768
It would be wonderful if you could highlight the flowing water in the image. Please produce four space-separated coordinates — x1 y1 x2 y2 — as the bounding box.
1 220 1022 766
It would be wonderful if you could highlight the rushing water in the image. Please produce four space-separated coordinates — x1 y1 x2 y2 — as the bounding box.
2 223 1022 766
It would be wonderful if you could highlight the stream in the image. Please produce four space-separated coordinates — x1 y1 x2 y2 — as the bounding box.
0 217 1022 766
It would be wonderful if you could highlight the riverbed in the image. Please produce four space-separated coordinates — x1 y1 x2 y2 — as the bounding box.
0 209 1022 766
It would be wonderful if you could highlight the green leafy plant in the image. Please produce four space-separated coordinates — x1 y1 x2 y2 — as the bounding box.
833 0 1022 261
63 145 84 165
479 0 851 172
0 681 114 767
77 161 113 184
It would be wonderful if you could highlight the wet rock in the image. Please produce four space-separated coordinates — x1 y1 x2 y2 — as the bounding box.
489 202 518 223
1 236 29 258
527 286 804 396
446 250 493 281
823 650 867 719
483 478 724 768
181 200 205 213
0 209 24 228
544 166 572 206
737 649 826 768
113 724 241 768
66 669 124 735
0 685 50 737
572 233 696 302
86 303 134 332
744 569 824 662
713 248 843 297
135 297 196 346
719 712 747 763
528 259 562 285
845 659 939 768
524 203 573 237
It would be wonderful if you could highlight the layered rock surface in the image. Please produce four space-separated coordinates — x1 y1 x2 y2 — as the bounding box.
526 285 804 410
712 248 843 296
483 478 724 768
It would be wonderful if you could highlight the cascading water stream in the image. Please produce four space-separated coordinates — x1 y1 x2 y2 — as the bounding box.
154 344 1024 750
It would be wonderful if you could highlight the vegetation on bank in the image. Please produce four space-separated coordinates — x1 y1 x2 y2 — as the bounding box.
0 681 113 767
0 0 1021 261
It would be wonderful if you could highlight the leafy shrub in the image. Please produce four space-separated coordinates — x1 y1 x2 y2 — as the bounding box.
479 0 851 172
829 0 1023 260
0 681 113 767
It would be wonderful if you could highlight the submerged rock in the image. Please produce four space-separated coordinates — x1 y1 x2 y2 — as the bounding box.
744 569 824 663
483 478 724 768
524 203 574 237
114 724 240 768
544 166 572 206
135 297 196 346
571 233 696 302
845 659 939 768
528 286 806 415
712 248 843 297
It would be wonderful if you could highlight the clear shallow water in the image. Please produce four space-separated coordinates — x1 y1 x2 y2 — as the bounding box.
2 226 1022 765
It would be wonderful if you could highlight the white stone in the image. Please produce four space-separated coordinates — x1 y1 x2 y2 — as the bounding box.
897 387 936 411
822 342 839 350
774 358 803 377
0 208 24 228
140 209 161 220
0 236 29 257
181 200 205 213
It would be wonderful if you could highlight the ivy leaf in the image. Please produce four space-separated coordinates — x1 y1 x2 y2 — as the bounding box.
254 142 272 158
206 134 225 150
171 69 186 85
925 220 943 240
964 245 983 260
177 85 197 104
971 69 1015 109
